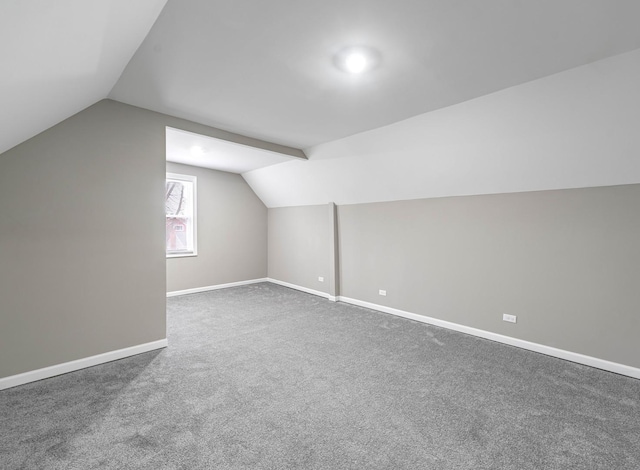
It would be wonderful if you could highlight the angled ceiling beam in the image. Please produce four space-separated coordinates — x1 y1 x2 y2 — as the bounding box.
160 109 307 161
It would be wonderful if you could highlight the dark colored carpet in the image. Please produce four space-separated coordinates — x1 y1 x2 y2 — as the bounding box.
1 282 639 469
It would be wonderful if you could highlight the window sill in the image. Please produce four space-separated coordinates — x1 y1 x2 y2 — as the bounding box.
166 252 198 259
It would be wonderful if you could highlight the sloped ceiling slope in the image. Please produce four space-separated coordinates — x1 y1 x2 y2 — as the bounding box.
0 0 167 155
110 0 640 149
243 49 640 208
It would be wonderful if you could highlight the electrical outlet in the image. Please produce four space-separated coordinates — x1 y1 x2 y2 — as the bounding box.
379 289 387 296
503 314 517 323
318 276 324 282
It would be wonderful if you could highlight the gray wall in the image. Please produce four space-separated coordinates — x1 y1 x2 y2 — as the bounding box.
0 100 166 378
0 99 273 379
166 162 267 292
338 185 640 369
268 205 332 294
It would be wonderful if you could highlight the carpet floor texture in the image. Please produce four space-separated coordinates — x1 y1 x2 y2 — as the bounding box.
1 282 639 469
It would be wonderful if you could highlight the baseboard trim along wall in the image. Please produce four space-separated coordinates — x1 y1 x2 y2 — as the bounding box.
5 281 636 390
0 339 168 391
337 296 640 381
268 278 337 302
264 279 639 380
167 278 269 297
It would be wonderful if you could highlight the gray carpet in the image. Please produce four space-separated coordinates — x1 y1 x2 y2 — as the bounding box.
1 282 639 469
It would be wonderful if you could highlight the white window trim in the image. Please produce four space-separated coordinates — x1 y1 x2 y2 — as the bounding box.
166 172 197 258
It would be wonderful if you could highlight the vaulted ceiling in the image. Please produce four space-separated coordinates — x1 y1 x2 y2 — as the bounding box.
110 0 640 149
3 1 640 206
4 0 640 156
0 0 168 155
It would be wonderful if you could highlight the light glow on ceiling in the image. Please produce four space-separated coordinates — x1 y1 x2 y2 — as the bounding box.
345 52 367 74
334 46 380 74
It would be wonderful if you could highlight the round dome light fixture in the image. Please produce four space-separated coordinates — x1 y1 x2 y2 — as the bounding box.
334 46 380 74
345 52 367 74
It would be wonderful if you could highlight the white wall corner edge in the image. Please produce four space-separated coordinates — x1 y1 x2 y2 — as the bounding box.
167 278 269 297
336 296 640 381
0 339 168 391
267 278 335 301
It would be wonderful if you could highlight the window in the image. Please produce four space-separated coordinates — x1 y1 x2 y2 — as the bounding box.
166 173 197 257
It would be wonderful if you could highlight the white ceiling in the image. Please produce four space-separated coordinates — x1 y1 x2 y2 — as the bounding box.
244 49 640 207
110 0 640 149
3 0 640 206
166 127 297 173
0 0 167 155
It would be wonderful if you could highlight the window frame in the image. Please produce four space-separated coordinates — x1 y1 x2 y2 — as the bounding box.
166 172 198 258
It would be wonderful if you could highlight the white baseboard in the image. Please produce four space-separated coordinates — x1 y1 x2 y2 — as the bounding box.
337 296 640 380
167 278 268 297
0 339 168 391
267 278 336 302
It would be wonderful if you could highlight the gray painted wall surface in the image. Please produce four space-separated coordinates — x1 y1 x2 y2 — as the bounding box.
0 99 272 379
327 202 340 298
0 100 167 378
338 185 640 368
166 162 267 292
268 205 331 294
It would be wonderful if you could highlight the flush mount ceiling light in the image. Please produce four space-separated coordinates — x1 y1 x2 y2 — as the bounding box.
334 46 380 74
